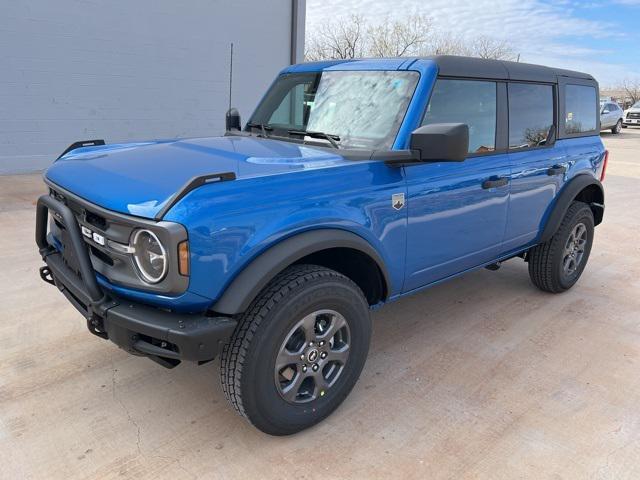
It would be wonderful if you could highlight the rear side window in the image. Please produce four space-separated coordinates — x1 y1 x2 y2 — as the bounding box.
565 85 597 133
422 79 496 154
508 83 554 149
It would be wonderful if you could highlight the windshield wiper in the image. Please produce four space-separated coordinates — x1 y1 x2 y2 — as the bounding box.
288 129 341 149
247 122 273 138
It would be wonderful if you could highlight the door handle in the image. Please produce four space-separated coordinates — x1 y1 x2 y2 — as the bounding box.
547 165 567 176
482 176 509 189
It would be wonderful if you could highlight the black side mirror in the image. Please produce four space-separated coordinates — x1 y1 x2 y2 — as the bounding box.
226 108 241 131
410 123 469 162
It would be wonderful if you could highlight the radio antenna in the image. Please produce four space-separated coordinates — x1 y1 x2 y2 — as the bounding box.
228 42 234 111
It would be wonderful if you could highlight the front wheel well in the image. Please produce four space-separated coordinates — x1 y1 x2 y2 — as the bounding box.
294 247 387 305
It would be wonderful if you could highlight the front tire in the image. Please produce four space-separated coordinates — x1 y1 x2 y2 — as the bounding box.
220 264 371 435
528 201 594 293
612 119 622 134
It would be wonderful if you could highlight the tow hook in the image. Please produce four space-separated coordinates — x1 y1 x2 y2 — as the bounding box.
39 266 55 285
485 262 501 271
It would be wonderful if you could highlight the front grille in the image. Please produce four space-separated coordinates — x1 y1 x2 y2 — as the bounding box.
49 187 118 270
628 112 640 119
85 210 107 230
45 182 189 296
90 245 114 266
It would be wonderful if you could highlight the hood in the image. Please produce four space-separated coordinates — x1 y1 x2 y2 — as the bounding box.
45 136 348 218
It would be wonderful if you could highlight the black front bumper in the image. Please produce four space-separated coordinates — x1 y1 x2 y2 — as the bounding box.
36 194 237 368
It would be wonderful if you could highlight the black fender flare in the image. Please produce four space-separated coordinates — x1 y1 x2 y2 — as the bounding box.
538 174 604 243
211 229 392 315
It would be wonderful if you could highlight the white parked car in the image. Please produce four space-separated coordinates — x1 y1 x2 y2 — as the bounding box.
600 101 624 134
623 101 640 128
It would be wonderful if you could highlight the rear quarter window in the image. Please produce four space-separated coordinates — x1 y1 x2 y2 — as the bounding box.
565 85 597 134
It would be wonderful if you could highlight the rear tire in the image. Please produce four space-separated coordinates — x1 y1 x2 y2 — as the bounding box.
528 201 594 293
612 119 622 134
220 264 371 435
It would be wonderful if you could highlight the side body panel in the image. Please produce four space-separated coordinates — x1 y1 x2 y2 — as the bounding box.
557 136 606 187
507 135 604 251
164 161 408 303
503 145 568 252
403 154 511 291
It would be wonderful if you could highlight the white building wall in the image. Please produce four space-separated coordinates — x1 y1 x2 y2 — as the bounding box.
0 0 305 174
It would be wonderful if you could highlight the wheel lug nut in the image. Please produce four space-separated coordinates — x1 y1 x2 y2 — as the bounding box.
312 364 319 372
302 365 307 373
319 341 325 347
300 354 305 360
321 352 327 359
308 341 314 347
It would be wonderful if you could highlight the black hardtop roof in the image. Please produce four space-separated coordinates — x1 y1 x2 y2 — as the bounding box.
426 55 595 83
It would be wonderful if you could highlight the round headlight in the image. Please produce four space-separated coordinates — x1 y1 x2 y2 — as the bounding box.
131 229 167 284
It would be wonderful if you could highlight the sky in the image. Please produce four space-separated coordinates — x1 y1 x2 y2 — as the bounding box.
306 0 640 87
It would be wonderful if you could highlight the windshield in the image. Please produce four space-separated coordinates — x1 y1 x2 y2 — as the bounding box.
248 71 419 149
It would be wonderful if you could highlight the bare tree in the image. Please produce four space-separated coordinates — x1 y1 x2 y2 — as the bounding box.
367 14 432 57
425 32 472 56
305 15 520 62
469 35 516 60
622 79 640 105
305 14 366 61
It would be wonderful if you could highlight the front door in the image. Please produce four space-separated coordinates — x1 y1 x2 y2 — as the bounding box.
403 78 510 292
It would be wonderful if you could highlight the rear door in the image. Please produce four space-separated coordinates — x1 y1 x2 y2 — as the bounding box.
403 78 511 292
503 82 568 252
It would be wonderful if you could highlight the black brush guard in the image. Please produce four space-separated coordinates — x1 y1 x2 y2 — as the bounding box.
35 194 236 368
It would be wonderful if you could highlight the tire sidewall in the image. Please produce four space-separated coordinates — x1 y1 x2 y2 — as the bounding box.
555 205 594 290
241 276 371 434
613 120 622 134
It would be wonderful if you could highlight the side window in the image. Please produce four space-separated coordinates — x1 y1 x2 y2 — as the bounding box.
422 79 496 154
565 84 597 134
508 83 554 149
269 82 316 129
250 73 319 131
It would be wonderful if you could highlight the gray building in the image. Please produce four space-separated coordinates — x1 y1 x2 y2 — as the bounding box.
1 0 306 174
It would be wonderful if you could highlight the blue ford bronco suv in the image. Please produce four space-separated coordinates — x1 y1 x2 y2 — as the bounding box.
36 56 606 435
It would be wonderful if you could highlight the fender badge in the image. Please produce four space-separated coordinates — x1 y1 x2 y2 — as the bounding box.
392 193 405 210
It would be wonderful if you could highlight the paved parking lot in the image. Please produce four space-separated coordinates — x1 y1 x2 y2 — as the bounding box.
1 128 639 479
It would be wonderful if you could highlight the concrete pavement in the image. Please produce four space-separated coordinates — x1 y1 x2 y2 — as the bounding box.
1 129 640 479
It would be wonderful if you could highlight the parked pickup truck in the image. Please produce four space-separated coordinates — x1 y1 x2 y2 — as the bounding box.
36 56 606 435
623 101 640 127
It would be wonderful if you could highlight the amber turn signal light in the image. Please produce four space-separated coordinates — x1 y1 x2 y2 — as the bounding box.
178 241 189 276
